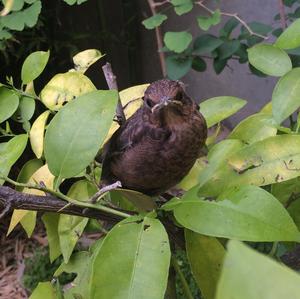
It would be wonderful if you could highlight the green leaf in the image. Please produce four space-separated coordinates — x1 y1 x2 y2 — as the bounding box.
197 9 221 31
44 90 117 179
200 96 247 128
21 50 50 84
275 19 300 49
63 0 88 4
192 56 206 72
55 251 92 298
171 0 193 15
20 211 36 237
199 135 300 197
272 67 300 123
193 34 223 55
248 44 292 76
0 87 19 123
40 72 96 110
174 185 300 241
185 230 225 299
164 31 192 53
90 216 171 299
217 40 240 60
0 134 28 185
213 58 228 74
142 14 167 29
229 113 277 144
58 180 97 262
13 96 35 122
29 282 57 299
16 158 43 191
216 240 300 299
166 55 192 80
220 17 239 38
2 1 41 31
42 213 61 262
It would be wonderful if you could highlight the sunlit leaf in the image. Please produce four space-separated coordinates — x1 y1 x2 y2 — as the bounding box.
29 110 50 158
0 87 19 123
72 49 104 73
40 72 96 110
45 90 118 179
90 216 170 299
275 19 300 50
216 240 300 299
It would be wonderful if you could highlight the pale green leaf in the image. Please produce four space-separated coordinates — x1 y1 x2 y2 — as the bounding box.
216 240 300 299
272 67 300 124
248 44 292 76
229 113 277 144
73 49 104 73
0 87 19 123
164 31 192 53
90 216 171 299
275 19 300 50
142 14 167 29
29 282 57 299
44 90 118 179
200 96 247 128
21 50 50 84
174 185 300 241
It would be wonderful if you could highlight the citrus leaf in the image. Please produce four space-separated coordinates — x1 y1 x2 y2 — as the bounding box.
72 49 104 73
248 44 292 76
200 96 247 128
186 230 225 299
174 185 300 241
0 87 19 123
275 19 300 50
44 90 118 179
164 31 192 53
216 240 300 299
21 50 50 84
272 67 300 124
40 72 96 110
29 110 51 159
90 216 170 299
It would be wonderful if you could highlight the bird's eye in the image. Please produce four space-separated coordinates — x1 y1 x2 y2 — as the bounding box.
145 98 154 108
174 92 183 102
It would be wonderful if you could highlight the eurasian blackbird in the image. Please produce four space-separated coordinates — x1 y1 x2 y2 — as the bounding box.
100 79 207 196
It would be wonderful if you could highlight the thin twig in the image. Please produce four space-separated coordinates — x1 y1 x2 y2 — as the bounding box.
278 0 287 29
152 0 169 7
146 0 167 77
102 62 126 126
196 1 268 40
90 181 122 203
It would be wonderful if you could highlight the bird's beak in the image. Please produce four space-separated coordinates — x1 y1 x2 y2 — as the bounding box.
151 96 171 113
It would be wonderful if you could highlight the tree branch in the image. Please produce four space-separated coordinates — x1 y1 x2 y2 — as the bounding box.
0 186 125 223
102 62 126 126
278 0 287 29
196 1 268 40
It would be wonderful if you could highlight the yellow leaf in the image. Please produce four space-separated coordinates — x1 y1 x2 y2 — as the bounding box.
30 110 51 158
7 164 55 236
72 49 104 73
40 72 96 110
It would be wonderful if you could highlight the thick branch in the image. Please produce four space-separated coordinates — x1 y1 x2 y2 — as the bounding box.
0 186 124 224
102 62 126 125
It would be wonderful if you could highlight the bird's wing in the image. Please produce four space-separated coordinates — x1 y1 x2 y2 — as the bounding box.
101 108 170 182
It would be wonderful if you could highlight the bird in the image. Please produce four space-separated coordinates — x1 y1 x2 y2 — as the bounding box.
100 79 207 196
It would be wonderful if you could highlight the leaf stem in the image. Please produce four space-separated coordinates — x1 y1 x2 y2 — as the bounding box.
0 174 131 219
171 256 194 299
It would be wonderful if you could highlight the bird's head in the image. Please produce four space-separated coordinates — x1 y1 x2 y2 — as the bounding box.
143 79 190 114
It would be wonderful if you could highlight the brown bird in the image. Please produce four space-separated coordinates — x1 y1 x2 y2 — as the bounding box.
100 79 207 196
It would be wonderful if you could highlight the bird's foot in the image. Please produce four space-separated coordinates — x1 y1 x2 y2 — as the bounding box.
90 181 122 203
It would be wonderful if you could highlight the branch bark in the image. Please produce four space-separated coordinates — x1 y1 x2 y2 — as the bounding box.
0 186 124 224
102 62 126 125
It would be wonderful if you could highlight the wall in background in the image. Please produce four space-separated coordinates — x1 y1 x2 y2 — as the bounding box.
137 0 279 127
